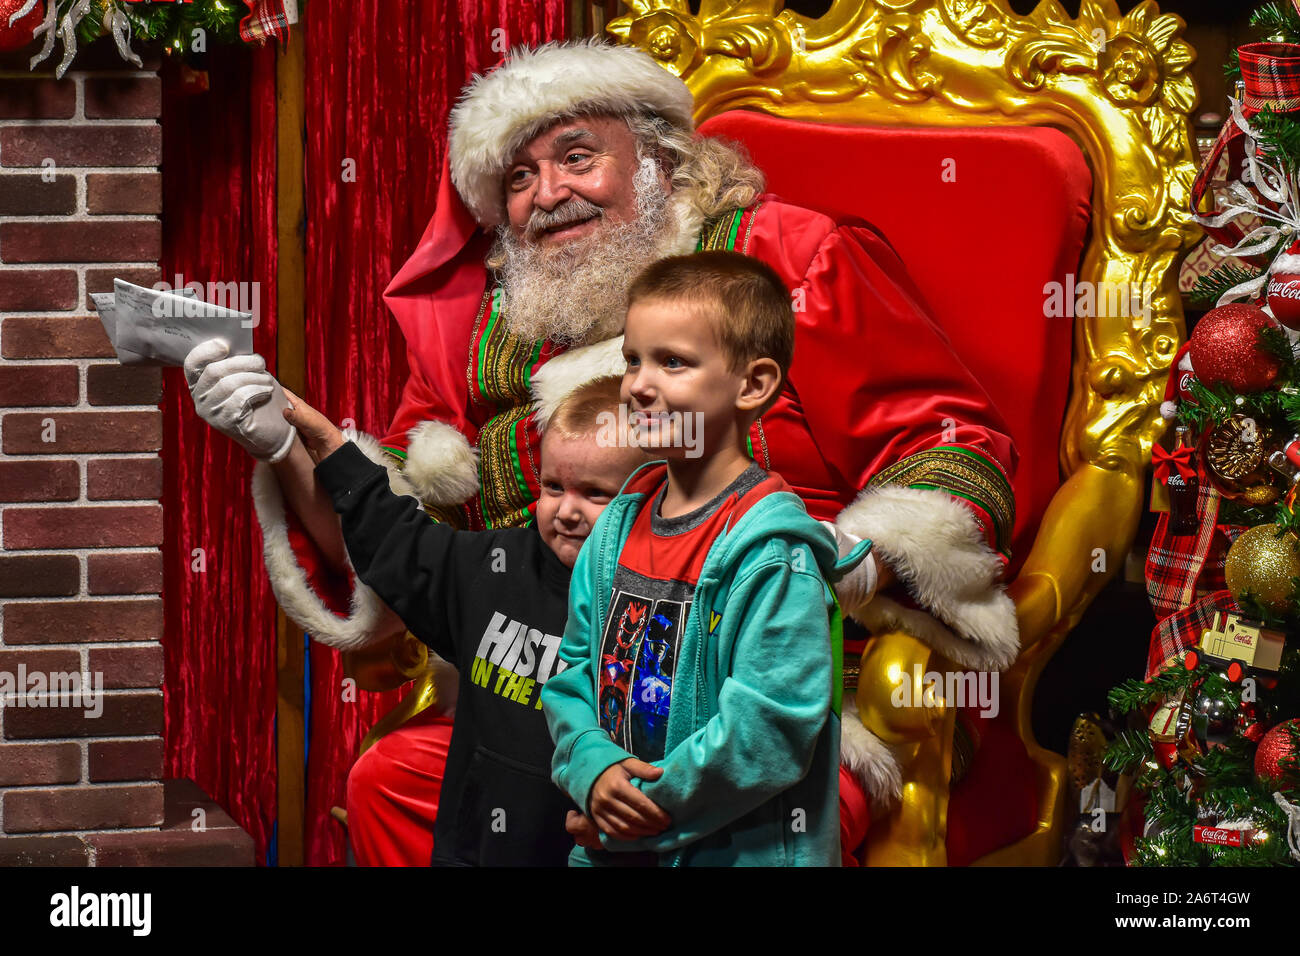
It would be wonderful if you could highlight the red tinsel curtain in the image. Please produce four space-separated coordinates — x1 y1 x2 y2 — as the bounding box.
161 45 280 861
301 1 569 865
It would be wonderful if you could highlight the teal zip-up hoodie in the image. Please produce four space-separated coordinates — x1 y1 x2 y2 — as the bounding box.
541 460 871 867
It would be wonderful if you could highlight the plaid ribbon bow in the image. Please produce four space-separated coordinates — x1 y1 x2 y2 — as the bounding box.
239 0 293 46
1190 42 1300 211
1152 443 1196 484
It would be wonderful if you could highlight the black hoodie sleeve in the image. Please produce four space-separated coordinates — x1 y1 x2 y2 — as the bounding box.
314 441 461 660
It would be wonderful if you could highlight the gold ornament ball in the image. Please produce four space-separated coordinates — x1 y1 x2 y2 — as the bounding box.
1225 524 1300 612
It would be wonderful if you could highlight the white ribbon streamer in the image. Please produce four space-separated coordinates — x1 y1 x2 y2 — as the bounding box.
107 4 141 69
1195 96 1300 306
7 0 38 27
29 0 139 78
1273 792 1300 862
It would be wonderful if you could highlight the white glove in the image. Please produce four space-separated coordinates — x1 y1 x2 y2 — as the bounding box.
184 339 295 463
819 520 878 615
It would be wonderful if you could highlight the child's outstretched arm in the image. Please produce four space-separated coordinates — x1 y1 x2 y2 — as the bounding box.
603 549 833 853
283 389 459 658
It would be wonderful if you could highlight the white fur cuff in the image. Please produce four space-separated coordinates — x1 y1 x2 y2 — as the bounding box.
840 696 902 808
837 485 1020 671
252 430 401 651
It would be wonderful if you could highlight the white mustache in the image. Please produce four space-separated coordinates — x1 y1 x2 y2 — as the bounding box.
525 198 603 241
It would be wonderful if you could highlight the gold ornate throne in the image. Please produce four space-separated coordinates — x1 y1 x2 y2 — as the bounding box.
606 0 1201 864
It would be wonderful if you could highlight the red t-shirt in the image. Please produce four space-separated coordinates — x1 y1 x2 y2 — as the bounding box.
596 461 787 760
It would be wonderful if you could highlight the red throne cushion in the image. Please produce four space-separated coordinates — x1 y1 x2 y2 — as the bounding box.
699 112 1092 571
700 112 1093 865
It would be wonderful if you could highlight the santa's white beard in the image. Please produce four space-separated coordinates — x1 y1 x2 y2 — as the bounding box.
492 161 672 346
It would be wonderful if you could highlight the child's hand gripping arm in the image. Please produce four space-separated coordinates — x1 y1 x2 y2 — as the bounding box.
603 553 833 853
541 526 670 838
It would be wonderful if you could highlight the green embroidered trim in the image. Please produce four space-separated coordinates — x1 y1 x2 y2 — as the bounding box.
698 207 746 252
867 444 1016 555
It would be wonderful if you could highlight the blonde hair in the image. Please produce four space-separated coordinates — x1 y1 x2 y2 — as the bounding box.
544 375 625 440
626 112 765 219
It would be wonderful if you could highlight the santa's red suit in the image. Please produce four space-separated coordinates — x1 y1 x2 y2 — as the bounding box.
251 42 1019 866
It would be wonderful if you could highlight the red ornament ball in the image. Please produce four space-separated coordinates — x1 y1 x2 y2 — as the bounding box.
0 0 44 54
1254 718 1299 782
1188 303 1283 392
1268 271 1300 330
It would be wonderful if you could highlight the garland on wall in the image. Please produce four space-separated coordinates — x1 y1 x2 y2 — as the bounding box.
0 0 297 76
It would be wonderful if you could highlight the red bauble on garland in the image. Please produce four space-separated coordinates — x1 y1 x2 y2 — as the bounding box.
1269 239 1300 330
0 0 44 54
1188 303 1283 393
1254 718 1299 783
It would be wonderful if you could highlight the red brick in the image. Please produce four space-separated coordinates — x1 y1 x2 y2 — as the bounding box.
2 599 162 644
88 738 164 782
87 551 162 595
2 691 163 741
84 76 162 120
0 647 82 675
0 174 76 215
1 316 114 358
0 220 161 264
71 44 162 73
2 783 163 833
87 364 160 405
0 743 82 787
0 834 90 866
0 125 161 168
84 828 253 866
88 645 163 689
0 554 79 597
85 172 161 215
0 79 76 119
0 460 79 502
2 410 161 453
3 504 162 548
0 364 78 406
0 270 79 312
87 458 161 500
84 267 161 310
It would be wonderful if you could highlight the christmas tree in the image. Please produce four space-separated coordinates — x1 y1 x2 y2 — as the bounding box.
1103 0 1300 868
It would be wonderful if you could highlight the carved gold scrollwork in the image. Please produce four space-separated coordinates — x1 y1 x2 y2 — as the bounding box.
941 0 1007 48
851 15 942 102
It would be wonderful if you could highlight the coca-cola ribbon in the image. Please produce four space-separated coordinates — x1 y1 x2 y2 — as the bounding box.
1153 443 1197 484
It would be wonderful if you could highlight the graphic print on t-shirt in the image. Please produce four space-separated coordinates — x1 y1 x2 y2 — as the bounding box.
599 589 689 760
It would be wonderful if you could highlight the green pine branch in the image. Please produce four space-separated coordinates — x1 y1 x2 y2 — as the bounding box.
1189 266 1266 308
1253 1 1300 42
1104 728 1154 774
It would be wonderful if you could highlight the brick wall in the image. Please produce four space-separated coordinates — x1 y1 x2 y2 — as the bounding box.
0 46 166 857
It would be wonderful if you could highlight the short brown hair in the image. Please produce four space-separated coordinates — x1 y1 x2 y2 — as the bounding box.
626 251 794 391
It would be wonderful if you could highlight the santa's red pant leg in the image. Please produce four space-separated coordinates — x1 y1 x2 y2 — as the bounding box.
345 709 454 866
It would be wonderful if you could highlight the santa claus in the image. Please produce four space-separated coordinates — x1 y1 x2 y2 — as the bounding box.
184 39 1019 865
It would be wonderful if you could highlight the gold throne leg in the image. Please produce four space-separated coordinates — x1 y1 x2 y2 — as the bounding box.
858 631 956 867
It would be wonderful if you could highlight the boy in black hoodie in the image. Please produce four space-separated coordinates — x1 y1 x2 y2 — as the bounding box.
284 376 647 866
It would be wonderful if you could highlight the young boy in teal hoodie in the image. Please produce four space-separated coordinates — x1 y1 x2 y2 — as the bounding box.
541 251 871 867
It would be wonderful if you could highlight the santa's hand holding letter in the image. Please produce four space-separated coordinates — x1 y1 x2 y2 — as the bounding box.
182 39 1018 862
